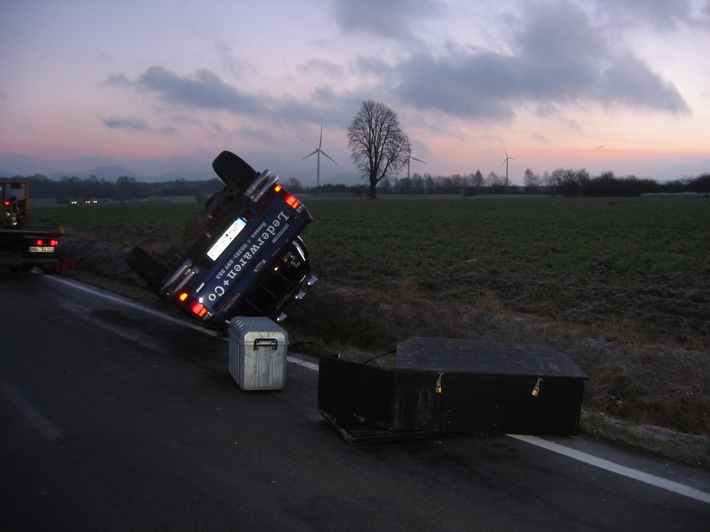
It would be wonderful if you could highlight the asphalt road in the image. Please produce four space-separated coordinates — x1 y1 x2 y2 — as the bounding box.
1 272 709 531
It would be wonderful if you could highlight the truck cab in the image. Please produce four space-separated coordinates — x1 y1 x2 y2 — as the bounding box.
0 180 68 272
2 180 28 226
127 151 316 328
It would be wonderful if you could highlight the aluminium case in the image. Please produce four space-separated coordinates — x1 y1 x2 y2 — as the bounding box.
229 317 288 390
318 337 587 441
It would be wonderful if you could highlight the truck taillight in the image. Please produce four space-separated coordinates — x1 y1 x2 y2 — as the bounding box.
190 300 208 318
34 239 59 247
284 194 300 209
177 291 208 318
272 184 301 209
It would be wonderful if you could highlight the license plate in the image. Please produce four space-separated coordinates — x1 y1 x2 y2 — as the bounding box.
207 218 247 261
29 246 55 253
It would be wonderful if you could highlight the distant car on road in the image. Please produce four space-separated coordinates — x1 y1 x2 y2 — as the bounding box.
127 151 316 328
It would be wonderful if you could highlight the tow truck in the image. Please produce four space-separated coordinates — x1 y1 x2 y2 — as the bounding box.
126 151 316 328
0 179 70 272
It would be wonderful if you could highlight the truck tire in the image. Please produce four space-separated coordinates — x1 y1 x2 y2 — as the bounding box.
212 151 258 194
125 246 168 295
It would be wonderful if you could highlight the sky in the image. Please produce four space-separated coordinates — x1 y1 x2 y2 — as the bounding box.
1 0 709 186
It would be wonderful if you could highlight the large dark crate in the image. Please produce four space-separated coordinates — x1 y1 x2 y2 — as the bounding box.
318 338 587 442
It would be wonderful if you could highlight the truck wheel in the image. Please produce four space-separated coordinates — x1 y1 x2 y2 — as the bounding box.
125 246 168 295
212 151 258 194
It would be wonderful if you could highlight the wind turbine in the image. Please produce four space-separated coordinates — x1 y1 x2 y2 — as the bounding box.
503 150 516 187
302 126 337 188
405 140 426 179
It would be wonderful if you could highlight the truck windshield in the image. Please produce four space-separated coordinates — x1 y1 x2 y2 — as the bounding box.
1 183 27 203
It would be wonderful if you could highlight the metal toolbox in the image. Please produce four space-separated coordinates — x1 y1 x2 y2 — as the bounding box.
318 337 588 443
228 317 288 390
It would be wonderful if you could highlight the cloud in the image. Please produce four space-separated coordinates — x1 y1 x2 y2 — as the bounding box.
391 2 689 120
101 117 149 131
516 3 690 112
532 132 550 144
299 59 344 78
103 73 132 88
596 56 690 112
135 66 265 114
100 116 176 136
331 0 442 43
514 2 606 98
394 51 518 121
591 0 708 32
102 2 691 136
107 66 349 124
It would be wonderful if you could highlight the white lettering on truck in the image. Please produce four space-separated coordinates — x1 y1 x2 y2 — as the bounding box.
208 210 290 302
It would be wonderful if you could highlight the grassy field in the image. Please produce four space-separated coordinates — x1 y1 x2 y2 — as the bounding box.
36 196 709 349
304 197 709 350
32 196 710 461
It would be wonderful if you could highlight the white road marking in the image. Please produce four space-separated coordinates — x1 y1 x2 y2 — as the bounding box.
47 275 220 336
48 275 710 504
287 356 319 371
508 435 710 504
0 375 62 441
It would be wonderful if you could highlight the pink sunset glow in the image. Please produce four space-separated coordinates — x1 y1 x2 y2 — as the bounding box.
1 0 708 185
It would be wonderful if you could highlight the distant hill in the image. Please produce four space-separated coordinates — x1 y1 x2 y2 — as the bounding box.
49 165 142 181
46 165 214 182
156 168 214 181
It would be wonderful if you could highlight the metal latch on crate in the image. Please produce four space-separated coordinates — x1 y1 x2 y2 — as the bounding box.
253 338 278 350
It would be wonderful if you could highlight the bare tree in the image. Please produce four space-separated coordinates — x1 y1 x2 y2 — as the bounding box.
486 171 503 187
523 168 542 193
471 170 484 188
550 168 590 197
347 100 408 199
285 176 303 193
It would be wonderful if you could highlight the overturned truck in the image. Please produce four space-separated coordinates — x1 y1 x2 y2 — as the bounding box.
127 151 316 328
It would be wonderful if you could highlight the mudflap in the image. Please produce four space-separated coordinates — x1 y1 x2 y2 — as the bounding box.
51 259 75 273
